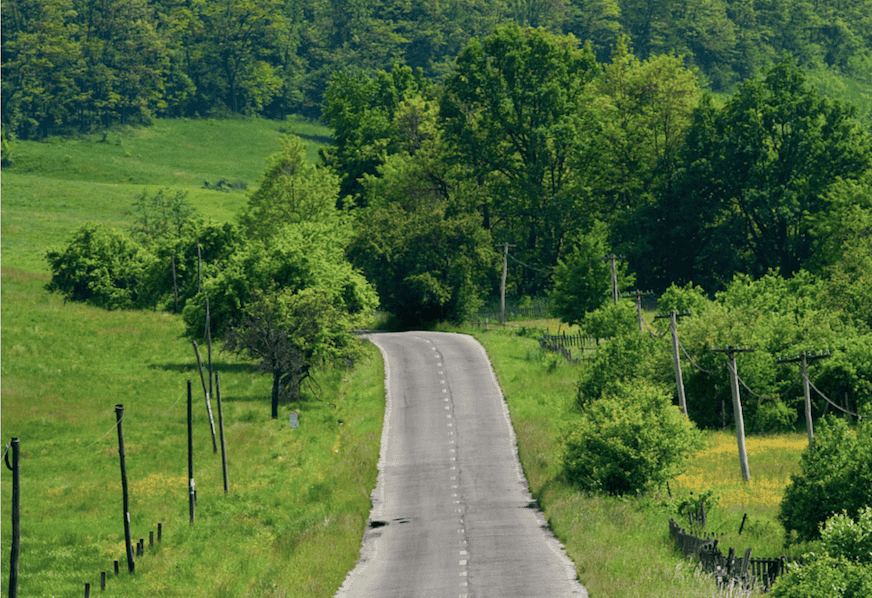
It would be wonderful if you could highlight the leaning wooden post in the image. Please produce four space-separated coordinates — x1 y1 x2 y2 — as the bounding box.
6 438 21 598
216 373 229 493
657 310 690 416
191 340 218 453
115 405 135 573
712 346 753 481
187 381 195 525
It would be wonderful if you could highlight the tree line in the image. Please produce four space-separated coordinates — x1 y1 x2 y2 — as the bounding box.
324 25 871 324
4 0 872 139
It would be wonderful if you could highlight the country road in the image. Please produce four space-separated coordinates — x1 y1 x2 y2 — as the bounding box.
335 331 588 598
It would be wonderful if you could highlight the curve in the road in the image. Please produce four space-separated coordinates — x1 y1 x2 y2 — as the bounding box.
335 331 588 598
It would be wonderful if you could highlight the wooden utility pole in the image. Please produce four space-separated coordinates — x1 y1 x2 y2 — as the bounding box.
115 405 135 573
495 243 516 325
712 346 754 481
600 254 625 305
655 310 691 416
216 373 229 494
6 438 20 598
777 350 831 447
187 380 196 525
621 290 654 331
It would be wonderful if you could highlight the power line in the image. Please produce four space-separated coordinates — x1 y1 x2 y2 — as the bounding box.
809 379 867 419
507 253 549 273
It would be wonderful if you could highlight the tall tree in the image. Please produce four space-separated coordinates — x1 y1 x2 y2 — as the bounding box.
645 57 872 290
441 23 601 294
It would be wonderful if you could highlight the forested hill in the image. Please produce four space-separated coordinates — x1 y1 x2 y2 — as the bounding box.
3 0 872 139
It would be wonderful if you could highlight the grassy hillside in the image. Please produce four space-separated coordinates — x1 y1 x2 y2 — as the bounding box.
1 116 331 274
1 117 391 598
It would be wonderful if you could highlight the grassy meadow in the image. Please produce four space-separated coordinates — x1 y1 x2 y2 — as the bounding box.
461 325 807 598
1 117 392 597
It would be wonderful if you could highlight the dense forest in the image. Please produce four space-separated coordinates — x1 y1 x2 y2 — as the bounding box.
3 0 872 138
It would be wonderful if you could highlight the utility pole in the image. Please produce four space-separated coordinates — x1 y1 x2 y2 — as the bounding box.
777 350 831 447
621 290 654 331
495 243 516 325
711 345 754 481
655 310 691 416
600 254 625 305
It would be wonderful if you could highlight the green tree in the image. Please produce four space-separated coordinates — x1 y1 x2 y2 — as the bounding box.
441 24 601 294
223 287 343 418
550 219 635 326
321 64 434 204
348 204 495 324
240 135 341 239
779 417 872 543
648 58 872 290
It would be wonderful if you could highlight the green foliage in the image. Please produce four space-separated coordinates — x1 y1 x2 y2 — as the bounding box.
561 381 705 495
581 301 639 340
348 204 494 325
821 507 872 564
550 220 635 326
644 58 872 291
45 223 153 310
770 554 872 598
657 282 708 315
441 23 601 294
240 135 341 239
779 418 872 543
184 220 377 341
576 331 665 406
129 188 198 245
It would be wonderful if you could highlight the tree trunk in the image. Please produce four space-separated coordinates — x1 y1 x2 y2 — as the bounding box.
271 371 281 419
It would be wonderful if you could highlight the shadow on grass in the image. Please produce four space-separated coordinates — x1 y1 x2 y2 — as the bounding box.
148 361 258 375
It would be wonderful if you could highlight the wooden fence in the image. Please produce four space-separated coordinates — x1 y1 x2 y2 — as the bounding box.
538 332 599 364
669 519 801 593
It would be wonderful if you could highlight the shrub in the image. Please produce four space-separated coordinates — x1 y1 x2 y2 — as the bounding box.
769 555 872 598
779 417 872 543
45 223 153 310
821 506 872 564
582 300 639 340
561 381 705 495
576 332 666 407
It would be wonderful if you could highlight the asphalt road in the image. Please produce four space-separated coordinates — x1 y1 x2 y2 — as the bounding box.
335 331 587 598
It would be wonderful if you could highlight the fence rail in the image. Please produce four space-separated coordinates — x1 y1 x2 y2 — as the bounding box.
669 519 800 593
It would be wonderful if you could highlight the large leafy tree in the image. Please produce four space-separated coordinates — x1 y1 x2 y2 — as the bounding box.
240 135 340 238
644 57 872 290
348 204 495 324
441 23 601 294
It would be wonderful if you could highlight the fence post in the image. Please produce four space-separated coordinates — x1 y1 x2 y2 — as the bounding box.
115 405 135 573
101 571 106 591
6 438 21 598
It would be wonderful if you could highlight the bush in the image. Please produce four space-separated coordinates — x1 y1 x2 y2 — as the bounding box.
561 381 705 495
779 418 872 543
769 555 872 598
582 301 639 340
771 508 872 597
45 223 153 310
576 332 666 407
821 507 872 565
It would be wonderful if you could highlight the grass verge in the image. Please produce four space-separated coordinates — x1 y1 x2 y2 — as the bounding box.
1 268 382 597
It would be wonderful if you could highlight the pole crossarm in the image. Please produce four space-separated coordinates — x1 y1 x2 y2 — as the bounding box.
776 350 832 365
